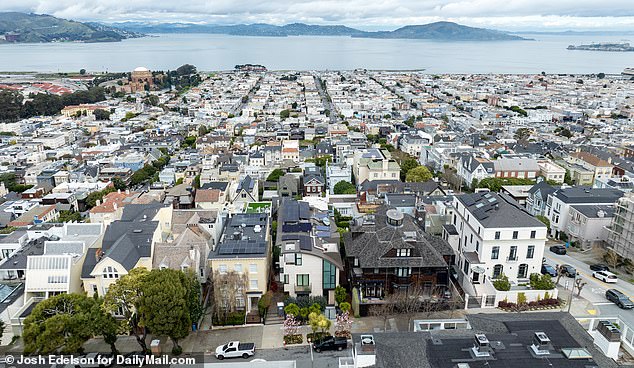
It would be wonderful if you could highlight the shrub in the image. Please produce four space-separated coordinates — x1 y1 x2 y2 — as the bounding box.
530 273 555 290
214 311 245 326
172 345 183 355
517 292 527 306
258 292 272 317
283 334 303 345
544 292 550 300
335 285 348 304
284 303 300 317
307 332 331 342
340 302 351 313
299 307 309 320
285 296 327 311
492 274 511 291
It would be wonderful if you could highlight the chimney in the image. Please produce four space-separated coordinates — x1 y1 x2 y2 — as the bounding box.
96 199 101 207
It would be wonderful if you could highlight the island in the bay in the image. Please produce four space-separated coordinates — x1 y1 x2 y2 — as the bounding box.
568 42 634 52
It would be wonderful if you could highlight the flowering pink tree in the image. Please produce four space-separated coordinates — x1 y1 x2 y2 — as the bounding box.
283 314 301 338
335 312 353 338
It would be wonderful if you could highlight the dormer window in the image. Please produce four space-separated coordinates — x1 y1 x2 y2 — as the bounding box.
103 266 119 279
397 249 411 257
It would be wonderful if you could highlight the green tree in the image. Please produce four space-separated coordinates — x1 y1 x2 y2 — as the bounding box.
104 267 150 352
0 90 24 122
79 69 86 75
89 298 121 355
184 270 203 327
139 269 191 354
284 303 300 317
23 293 99 354
267 168 285 182
85 186 116 209
58 210 82 223
564 170 574 185
333 181 356 195
193 174 201 189
280 109 290 119
400 158 420 181
514 127 531 141
405 166 432 182
334 286 347 305
112 177 127 191
93 109 111 121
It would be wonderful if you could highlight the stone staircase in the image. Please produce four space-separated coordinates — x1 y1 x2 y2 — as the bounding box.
265 286 286 325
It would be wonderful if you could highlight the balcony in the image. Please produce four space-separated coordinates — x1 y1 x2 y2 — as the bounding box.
295 283 312 293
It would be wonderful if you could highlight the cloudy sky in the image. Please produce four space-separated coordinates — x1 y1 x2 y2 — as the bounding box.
1 0 633 31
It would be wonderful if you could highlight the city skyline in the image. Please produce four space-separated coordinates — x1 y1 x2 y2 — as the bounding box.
1 0 633 31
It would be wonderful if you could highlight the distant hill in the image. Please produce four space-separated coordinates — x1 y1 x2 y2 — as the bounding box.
357 22 527 41
112 21 524 41
0 12 142 43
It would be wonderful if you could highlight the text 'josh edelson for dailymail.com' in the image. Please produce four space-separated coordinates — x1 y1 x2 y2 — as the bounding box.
3 353 200 367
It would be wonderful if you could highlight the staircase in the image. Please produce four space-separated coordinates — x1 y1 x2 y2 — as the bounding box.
265 286 286 325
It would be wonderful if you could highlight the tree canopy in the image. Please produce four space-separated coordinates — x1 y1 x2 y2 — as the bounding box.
405 166 432 182
400 158 420 181
267 168 285 182
333 181 356 195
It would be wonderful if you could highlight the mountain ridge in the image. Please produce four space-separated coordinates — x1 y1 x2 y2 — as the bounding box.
0 12 142 43
111 20 527 41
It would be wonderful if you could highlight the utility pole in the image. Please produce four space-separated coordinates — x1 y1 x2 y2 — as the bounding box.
567 272 577 313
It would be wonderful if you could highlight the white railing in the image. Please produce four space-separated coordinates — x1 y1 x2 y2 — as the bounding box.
338 357 355 368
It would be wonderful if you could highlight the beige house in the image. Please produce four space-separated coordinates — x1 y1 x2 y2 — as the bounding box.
82 203 172 297
208 213 271 312
537 160 566 184
353 148 400 184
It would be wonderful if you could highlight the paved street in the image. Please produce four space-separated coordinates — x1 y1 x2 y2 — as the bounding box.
543 244 634 327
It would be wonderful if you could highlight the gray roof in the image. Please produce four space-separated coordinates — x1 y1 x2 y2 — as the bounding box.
552 187 624 204
209 213 269 259
570 204 615 219
344 206 452 269
385 193 417 207
0 237 45 270
527 180 559 200
353 312 617 368
101 220 158 271
458 192 545 228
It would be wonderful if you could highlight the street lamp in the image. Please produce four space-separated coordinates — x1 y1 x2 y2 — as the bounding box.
307 337 314 368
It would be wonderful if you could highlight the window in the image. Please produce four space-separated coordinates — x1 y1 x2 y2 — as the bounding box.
494 231 500 240
509 246 517 261
234 264 243 273
353 258 359 267
283 274 289 284
297 274 310 286
92 284 98 295
250 279 258 290
530 230 536 239
396 268 411 277
463 260 470 275
295 253 302 266
323 260 336 289
492 264 503 278
518 264 528 278
396 249 411 257
491 246 499 260
47 275 67 284
103 266 119 279
470 234 473 243
219 264 228 274
512 231 519 239
200 268 204 277
527 245 535 259
475 241 479 252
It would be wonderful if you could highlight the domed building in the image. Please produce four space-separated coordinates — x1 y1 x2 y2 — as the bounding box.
128 66 154 92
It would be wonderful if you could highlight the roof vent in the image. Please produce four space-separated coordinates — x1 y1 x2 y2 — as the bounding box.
133 229 143 233
360 334 375 352
253 225 262 233
530 332 552 356
472 334 492 357
597 210 605 218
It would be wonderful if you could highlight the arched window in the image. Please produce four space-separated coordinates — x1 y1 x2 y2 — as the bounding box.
492 264 503 279
518 264 529 279
103 266 119 279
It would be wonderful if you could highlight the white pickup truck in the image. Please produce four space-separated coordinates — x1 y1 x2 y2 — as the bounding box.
215 341 256 360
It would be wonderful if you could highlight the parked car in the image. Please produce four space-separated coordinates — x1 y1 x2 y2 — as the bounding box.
549 245 567 255
541 264 558 277
560 264 576 277
590 264 610 272
593 271 618 283
605 289 634 309
215 341 256 360
312 336 348 353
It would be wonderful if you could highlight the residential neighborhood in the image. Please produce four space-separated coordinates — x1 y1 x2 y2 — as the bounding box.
0 67 633 367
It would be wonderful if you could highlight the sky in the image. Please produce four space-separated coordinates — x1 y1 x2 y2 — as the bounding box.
1 0 633 31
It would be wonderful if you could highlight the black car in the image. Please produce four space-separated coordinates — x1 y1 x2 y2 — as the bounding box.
560 264 576 277
313 336 348 353
605 289 634 309
541 264 558 277
590 264 610 272
549 245 567 255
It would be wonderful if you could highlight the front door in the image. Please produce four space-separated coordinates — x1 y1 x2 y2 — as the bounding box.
250 297 259 312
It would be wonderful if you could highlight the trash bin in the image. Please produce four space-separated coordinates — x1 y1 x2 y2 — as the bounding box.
150 339 161 356
277 302 285 317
